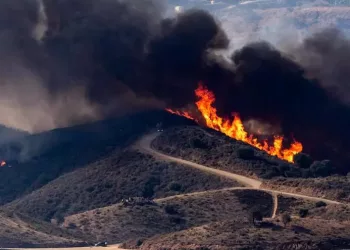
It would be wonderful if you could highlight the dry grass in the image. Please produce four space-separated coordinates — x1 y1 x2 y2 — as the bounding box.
0 211 84 247
154 126 350 203
276 195 317 217
6 150 236 222
152 126 289 179
63 189 273 244
263 176 350 203
0 111 193 206
141 217 350 250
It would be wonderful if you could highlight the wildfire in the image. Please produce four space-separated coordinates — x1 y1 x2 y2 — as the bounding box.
0 161 6 167
165 109 195 121
167 83 303 163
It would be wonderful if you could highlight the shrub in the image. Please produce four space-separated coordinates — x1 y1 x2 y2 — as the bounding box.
285 168 302 178
164 204 178 215
281 213 291 227
310 160 332 177
315 201 327 208
294 153 313 169
261 170 278 179
300 169 311 178
169 216 186 224
136 239 143 247
168 182 182 192
142 176 160 198
55 214 64 224
190 138 208 149
67 222 77 229
237 147 255 160
85 186 95 193
277 164 291 175
299 208 309 218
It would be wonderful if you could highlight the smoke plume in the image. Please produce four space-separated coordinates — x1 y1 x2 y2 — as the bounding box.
1 0 350 172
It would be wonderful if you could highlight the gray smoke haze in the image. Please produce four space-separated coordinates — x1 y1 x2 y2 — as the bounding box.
289 28 350 104
1 0 350 134
0 0 166 133
2 0 350 173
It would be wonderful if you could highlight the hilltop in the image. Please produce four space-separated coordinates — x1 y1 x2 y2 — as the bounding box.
0 110 193 206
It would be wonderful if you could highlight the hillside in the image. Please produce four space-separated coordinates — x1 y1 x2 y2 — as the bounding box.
0 110 194 206
140 218 350 250
152 126 294 179
0 125 28 145
2 123 350 248
153 126 350 202
0 210 84 248
63 189 273 244
263 176 350 203
6 150 237 221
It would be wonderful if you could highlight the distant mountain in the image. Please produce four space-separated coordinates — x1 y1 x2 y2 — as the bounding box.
0 125 28 145
168 0 350 38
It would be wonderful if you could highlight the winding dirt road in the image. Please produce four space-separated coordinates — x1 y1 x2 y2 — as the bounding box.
137 133 262 188
136 132 341 219
12 245 124 250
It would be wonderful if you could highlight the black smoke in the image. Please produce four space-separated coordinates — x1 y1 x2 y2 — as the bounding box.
1 0 350 172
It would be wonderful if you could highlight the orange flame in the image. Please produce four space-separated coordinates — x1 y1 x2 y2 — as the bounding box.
167 83 303 163
1 161 6 167
165 109 195 121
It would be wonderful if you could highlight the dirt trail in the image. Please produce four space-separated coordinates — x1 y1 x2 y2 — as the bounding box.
136 132 342 207
155 187 251 202
13 246 124 250
136 133 262 189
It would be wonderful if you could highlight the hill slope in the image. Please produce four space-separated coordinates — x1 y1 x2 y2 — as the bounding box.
0 111 193 206
0 125 28 145
6 150 237 221
0 210 84 247
63 189 273 244
141 217 350 250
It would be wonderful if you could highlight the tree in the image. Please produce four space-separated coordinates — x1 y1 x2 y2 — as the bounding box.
252 211 263 227
281 213 291 227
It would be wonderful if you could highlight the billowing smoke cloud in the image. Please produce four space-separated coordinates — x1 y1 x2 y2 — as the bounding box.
1 0 350 172
0 0 166 133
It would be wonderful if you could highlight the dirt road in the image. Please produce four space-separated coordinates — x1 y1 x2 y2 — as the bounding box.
12 245 124 250
137 133 262 189
136 132 341 207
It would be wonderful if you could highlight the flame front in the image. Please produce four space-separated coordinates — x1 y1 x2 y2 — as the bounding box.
167 83 303 163
165 109 195 121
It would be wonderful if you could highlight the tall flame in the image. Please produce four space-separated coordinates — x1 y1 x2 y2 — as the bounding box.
167 83 303 163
